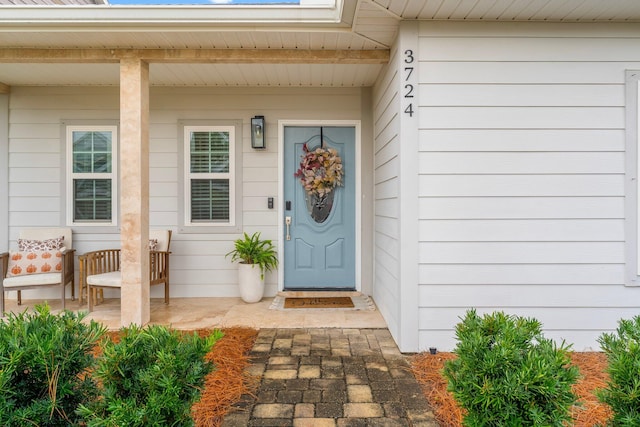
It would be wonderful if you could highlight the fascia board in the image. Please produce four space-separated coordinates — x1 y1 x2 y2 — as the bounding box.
0 0 345 27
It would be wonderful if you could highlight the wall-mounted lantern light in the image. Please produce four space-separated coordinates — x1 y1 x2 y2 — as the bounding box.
251 115 266 149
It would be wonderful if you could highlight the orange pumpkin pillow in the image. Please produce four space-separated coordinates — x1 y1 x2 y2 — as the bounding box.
6 249 65 277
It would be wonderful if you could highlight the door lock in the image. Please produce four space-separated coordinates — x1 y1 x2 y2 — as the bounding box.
285 216 292 241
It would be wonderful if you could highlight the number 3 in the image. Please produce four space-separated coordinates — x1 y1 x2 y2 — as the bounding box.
404 49 414 64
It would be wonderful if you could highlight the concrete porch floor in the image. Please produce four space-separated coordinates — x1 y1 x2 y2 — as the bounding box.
1 296 388 331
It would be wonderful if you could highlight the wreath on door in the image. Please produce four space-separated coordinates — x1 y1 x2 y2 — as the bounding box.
294 143 344 197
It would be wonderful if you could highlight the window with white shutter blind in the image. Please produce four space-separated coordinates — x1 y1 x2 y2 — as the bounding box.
185 126 235 226
66 126 118 226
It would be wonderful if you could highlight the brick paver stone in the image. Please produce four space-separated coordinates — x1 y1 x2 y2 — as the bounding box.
294 403 315 418
293 419 336 427
298 365 321 378
347 385 373 403
264 369 298 380
224 328 438 427
252 403 294 418
343 403 384 418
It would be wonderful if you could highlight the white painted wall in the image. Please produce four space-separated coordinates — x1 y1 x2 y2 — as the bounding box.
6 86 367 300
0 94 8 253
415 22 640 351
372 42 402 343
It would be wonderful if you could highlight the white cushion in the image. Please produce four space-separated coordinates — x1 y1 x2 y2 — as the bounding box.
149 229 170 252
3 273 62 287
87 271 122 288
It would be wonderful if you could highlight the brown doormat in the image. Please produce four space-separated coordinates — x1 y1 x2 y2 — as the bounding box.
284 297 355 309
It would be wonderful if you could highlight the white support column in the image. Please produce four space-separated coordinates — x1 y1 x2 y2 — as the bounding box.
397 21 420 352
119 58 150 326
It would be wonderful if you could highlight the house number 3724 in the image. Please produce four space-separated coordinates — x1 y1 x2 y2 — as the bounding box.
403 49 415 117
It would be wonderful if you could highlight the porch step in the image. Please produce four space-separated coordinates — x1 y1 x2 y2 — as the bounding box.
277 290 363 298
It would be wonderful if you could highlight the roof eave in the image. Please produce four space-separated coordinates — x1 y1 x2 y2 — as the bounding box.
0 0 345 27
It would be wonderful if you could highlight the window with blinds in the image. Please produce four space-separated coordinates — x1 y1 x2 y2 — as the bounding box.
66 126 118 226
185 126 235 225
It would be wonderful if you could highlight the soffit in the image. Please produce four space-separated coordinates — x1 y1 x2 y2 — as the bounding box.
0 62 384 86
369 0 640 21
1 0 640 88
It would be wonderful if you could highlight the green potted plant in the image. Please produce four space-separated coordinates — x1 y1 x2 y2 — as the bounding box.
226 232 278 303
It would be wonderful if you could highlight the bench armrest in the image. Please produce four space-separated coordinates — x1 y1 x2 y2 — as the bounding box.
85 249 121 276
0 252 8 280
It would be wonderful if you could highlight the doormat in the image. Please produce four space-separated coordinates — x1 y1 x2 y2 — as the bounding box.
284 297 355 309
269 295 376 311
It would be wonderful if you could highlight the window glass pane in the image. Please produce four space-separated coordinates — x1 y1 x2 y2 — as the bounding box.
73 153 93 173
73 131 93 152
73 131 112 174
74 179 112 222
92 132 112 152
191 179 229 222
93 153 111 173
190 131 229 173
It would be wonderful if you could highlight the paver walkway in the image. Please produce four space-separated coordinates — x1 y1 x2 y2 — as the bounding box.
221 328 439 427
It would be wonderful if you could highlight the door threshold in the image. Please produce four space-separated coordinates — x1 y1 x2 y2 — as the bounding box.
279 290 361 298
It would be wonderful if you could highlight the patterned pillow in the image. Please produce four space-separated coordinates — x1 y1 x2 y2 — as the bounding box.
7 249 65 277
149 239 159 251
18 236 64 251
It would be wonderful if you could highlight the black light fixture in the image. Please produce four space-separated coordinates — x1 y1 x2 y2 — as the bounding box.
251 115 266 149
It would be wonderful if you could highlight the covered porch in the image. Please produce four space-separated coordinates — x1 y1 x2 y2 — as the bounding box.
0 0 391 327
1 295 388 331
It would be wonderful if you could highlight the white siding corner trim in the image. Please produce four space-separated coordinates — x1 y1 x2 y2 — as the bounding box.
625 70 640 286
0 94 8 252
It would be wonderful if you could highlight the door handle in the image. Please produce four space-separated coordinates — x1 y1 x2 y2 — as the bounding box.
285 216 292 241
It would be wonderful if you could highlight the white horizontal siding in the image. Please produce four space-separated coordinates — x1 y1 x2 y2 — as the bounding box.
421 61 640 84
420 197 624 219
420 84 624 107
415 22 638 352
419 36 640 62
420 219 624 241
420 106 624 129
7 85 363 300
420 264 624 285
420 242 623 264
420 175 624 196
419 152 624 174
373 43 402 341
419 129 625 152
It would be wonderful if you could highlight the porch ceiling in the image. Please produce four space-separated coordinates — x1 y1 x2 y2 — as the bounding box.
0 0 639 88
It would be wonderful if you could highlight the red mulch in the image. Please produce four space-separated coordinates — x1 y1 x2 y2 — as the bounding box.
410 352 612 427
192 327 259 427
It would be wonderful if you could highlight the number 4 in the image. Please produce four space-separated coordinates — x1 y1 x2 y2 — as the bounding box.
404 104 414 117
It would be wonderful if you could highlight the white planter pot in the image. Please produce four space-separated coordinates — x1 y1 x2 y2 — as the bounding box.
238 263 265 303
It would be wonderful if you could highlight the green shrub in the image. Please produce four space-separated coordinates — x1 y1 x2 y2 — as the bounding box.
79 324 222 427
0 304 106 426
443 309 579 426
597 315 640 426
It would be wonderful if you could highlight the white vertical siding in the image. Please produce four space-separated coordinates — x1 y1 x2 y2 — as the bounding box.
7 86 363 299
373 43 401 341
416 22 640 351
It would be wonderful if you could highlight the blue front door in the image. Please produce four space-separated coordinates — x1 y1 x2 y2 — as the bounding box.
283 126 356 290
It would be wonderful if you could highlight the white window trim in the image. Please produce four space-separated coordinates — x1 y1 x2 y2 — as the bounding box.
65 125 118 227
626 71 640 285
183 125 236 227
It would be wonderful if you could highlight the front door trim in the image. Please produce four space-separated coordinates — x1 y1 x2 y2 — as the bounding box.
278 120 361 292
